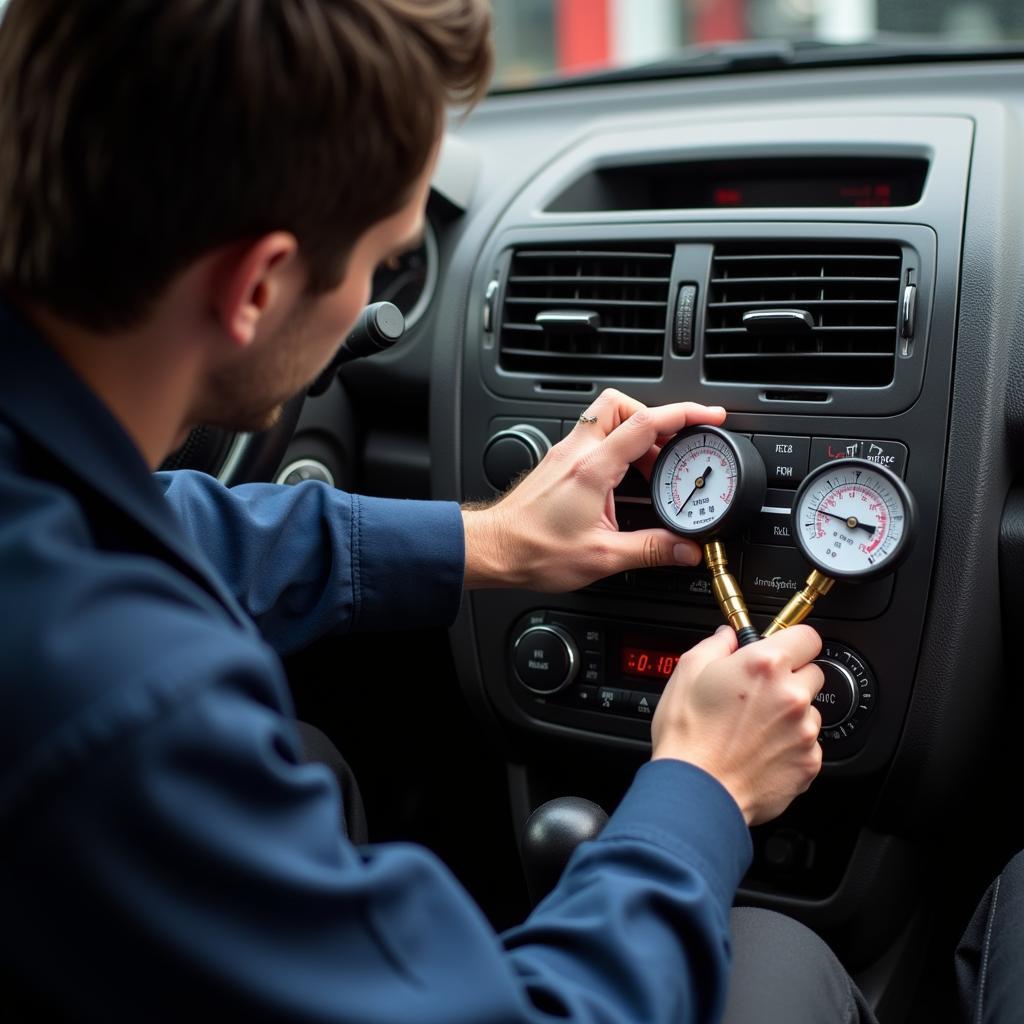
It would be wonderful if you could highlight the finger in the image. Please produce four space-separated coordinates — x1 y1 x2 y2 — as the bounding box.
600 527 702 571
600 402 727 469
805 696 823 731
572 388 646 437
792 661 827 705
675 624 739 679
752 624 823 672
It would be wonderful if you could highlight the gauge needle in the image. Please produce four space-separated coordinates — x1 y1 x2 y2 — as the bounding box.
815 507 877 536
676 466 713 516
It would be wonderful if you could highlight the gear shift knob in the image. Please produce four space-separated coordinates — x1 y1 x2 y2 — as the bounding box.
520 797 609 905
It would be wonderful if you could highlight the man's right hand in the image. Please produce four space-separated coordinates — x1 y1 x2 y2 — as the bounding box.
651 625 824 826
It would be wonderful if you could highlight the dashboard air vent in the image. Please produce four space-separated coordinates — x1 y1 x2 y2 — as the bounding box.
499 244 673 379
704 242 903 387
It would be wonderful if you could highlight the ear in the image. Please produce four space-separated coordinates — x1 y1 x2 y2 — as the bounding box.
212 232 300 349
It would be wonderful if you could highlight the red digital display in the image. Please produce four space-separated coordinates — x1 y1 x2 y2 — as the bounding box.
621 646 680 680
709 176 900 208
713 186 743 206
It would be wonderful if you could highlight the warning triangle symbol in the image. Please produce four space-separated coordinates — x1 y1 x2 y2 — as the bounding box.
639 696 649 707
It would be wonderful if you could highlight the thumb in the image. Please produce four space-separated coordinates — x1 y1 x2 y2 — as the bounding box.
604 527 703 571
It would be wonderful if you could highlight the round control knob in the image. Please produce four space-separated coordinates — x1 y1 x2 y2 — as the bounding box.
812 657 859 730
484 424 552 492
814 641 877 746
276 458 335 487
513 624 579 695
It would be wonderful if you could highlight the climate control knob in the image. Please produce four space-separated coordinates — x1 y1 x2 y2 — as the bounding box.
484 424 552 492
811 658 859 729
513 624 579 695
813 641 878 743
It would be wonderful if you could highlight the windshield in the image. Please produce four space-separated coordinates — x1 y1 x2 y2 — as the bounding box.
491 0 1024 89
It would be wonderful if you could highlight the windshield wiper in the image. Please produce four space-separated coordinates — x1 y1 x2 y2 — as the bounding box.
494 37 1024 93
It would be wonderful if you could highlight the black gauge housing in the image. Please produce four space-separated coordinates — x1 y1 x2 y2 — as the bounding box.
650 425 767 542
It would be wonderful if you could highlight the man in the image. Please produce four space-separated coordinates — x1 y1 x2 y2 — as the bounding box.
956 851 1024 1022
0 2 871 1021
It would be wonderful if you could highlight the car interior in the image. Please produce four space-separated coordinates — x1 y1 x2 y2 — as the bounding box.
158 4 1024 1020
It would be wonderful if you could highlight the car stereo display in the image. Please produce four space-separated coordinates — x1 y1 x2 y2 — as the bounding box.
547 156 929 213
709 176 902 208
659 157 928 209
621 645 681 681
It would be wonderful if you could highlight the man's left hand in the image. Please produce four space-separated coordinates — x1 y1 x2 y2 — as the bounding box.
461 388 727 592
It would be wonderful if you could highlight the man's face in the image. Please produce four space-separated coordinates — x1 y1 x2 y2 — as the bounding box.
197 153 435 433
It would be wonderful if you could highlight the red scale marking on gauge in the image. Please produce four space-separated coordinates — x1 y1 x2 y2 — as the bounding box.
852 485 886 554
815 484 890 554
670 447 734 511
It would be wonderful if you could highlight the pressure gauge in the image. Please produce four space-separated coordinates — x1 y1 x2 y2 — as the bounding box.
650 426 766 541
792 459 916 582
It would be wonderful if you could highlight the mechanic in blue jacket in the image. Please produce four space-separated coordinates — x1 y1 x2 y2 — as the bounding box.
0 1 874 1021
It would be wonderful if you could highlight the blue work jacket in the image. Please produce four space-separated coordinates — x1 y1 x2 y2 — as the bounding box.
0 301 751 1022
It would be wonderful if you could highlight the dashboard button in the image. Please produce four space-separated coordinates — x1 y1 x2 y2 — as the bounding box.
630 691 660 718
596 687 631 713
749 488 795 546
581 653 604 685
752 435 810 488
859 439 908 477
513 625 577 694
483 424 551 491
809 437 907 478
809 437 862 468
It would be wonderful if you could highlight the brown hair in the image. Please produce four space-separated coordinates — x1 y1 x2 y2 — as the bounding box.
0 0 492 330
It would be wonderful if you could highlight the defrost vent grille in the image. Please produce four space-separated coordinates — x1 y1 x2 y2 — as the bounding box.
498 244 673 379
704 242 903 387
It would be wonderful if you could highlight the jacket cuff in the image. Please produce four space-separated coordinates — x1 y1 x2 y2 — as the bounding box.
351 496 464 631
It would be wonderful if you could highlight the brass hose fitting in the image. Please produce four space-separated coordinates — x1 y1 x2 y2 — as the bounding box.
703 541 760 647
761 570 835 637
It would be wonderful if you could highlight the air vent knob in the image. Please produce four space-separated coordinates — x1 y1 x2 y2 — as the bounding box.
483 424 551 492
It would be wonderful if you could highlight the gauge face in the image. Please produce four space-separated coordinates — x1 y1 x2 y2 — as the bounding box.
652 429 741 536
793 460 914 580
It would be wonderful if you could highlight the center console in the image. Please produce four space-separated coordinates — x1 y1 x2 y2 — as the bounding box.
433 111 974 958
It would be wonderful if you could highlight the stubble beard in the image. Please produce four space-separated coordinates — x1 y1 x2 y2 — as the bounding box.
191 300 316 433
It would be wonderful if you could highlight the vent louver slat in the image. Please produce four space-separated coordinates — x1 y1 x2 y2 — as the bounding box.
499 244 673 379
704 242 903 387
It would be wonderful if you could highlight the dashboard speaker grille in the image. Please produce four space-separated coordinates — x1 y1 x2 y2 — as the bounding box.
498 244 672 379
704 241 903 387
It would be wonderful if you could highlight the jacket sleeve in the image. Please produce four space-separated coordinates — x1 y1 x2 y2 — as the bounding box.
4 625 751 1024
155 469 465 651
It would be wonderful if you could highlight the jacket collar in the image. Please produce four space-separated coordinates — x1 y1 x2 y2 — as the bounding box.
0 299 250 627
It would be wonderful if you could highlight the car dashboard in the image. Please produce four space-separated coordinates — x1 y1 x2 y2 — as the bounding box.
282 57 1024 1018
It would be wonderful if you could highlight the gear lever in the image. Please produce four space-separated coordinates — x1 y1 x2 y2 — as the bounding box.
520 797 609 905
